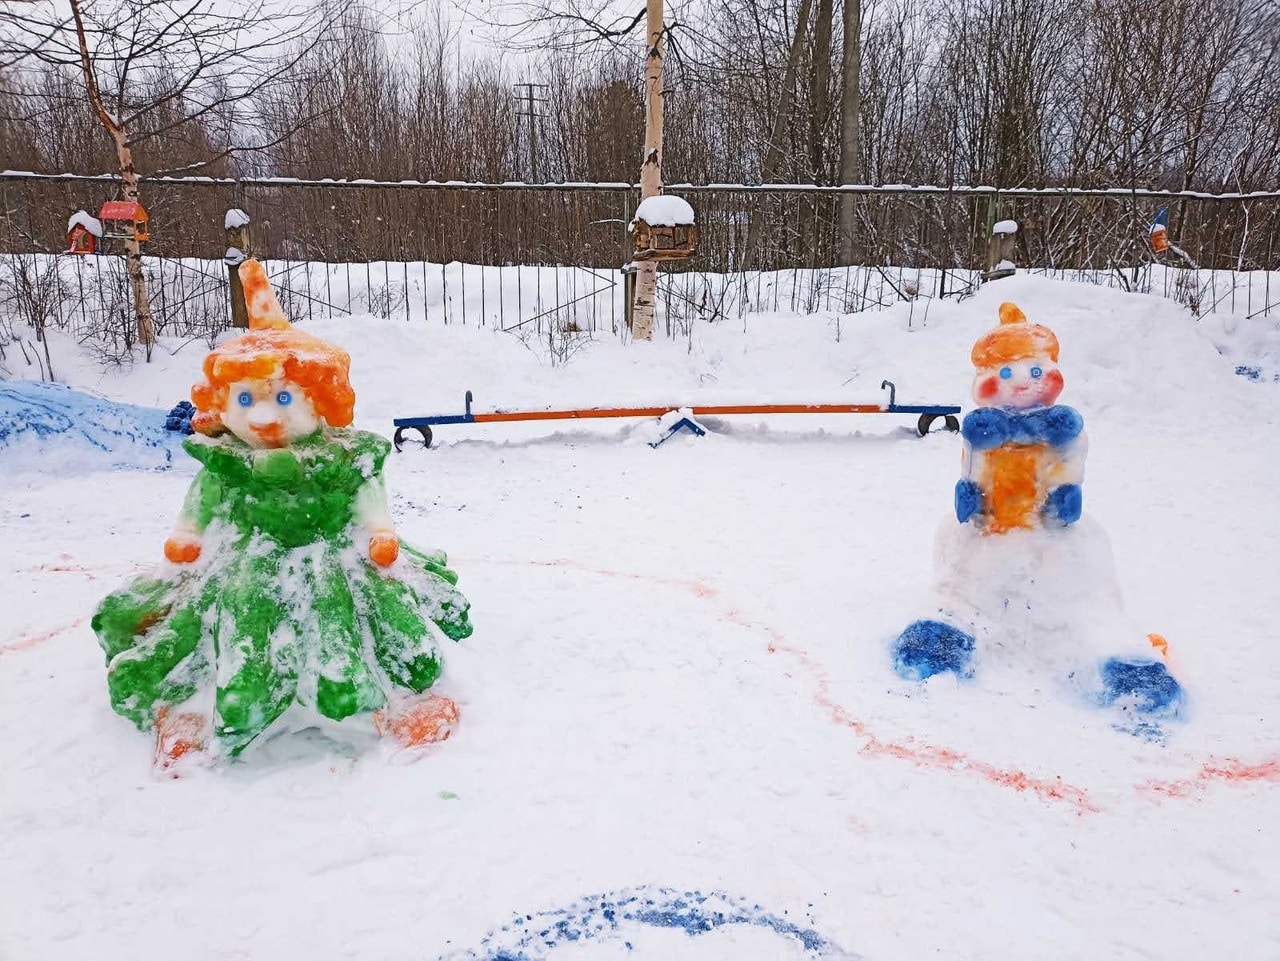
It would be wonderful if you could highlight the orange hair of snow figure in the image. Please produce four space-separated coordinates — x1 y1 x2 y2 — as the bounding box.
971 301 1061 369
189 259 355 435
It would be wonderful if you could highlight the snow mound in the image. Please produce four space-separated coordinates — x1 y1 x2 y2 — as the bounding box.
224 208 251 230
925 517 1164 680
0 380 180 475
1201 310 1280 384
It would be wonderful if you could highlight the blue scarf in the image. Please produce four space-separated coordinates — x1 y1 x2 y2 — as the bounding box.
961 405 1083 450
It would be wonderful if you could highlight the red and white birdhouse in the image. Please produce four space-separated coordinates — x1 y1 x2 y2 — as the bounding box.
98 200 150 243
66 210 103 255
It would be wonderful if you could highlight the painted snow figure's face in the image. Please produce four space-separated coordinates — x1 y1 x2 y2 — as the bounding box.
969 302 1065 411
973 358 1064 410
221 377 320 449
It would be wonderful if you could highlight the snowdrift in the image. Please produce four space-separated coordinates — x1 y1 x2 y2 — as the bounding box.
0 380 181 475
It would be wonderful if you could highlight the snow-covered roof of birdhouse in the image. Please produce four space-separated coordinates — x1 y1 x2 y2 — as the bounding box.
67 210 103 237
632 195 696 228
225 208 251 229
99 200 146 221
992 219 1018 235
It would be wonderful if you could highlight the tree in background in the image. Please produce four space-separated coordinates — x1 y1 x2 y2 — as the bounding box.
0 0 338 357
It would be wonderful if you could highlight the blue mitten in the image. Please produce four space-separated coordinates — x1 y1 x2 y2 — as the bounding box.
955 479 984 523
894 620 976 681
1045 483 1082 524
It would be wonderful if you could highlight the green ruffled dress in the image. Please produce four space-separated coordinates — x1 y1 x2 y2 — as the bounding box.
92 428 471 756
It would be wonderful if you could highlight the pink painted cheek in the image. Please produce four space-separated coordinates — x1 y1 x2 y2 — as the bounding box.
977 376 1000 402
1040 369 1064 404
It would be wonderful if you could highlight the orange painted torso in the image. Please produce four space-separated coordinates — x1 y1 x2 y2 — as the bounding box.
982 442 1047 533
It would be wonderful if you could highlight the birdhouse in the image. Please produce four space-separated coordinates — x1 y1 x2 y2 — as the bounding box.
1149 207 1170 254
98 200 150 243
982 218 1018 282
630 195 698 261
66 210 103 255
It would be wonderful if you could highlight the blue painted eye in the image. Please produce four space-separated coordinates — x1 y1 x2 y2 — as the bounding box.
1030 366 1043 379
999 366 1012 380
237 391 253 407
276 390 292 406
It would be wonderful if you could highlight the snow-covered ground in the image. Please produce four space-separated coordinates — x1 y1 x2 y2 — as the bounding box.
1 276 1278 960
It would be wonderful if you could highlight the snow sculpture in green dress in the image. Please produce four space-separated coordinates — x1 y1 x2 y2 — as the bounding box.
92 260 471 767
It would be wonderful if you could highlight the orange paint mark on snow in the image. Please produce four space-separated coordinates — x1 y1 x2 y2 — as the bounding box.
1147 633 1169 658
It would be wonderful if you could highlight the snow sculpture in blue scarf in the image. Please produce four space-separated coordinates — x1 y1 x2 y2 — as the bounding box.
892 302 1184 726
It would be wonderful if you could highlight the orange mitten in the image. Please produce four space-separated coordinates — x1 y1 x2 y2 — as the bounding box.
369 532 399 567
164 537 202 564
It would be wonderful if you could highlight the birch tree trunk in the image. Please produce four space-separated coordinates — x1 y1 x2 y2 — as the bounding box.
631 0 665 342
70 0 156 357
837 0 862 264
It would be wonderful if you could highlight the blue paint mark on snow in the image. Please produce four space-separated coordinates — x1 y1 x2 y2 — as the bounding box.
441 887 856 960
0 380 180 474
1234 364 1280 384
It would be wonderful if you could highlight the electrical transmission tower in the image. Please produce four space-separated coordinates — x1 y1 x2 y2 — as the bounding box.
512 82 549 183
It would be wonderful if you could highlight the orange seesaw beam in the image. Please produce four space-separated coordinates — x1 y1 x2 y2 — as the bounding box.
469 402 885 424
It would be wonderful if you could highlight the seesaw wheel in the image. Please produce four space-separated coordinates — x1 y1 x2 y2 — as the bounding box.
917 413 961 436
393 425 433 452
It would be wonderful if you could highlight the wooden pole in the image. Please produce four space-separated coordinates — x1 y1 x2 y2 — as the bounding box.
226 212 251 328
630 0 664 342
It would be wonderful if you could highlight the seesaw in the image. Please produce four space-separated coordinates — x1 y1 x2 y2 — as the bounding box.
393 380 961 451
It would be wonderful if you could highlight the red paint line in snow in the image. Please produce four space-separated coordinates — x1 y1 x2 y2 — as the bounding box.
471 554 1280 811
16 560 150 579
760 633 1100 814
31 550 1277 809
467 554 1098 813
1136 758 1280 800
0 616 88 655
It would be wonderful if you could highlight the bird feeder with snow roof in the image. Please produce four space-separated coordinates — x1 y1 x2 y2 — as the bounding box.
98 200 150 243
66 210 103 255
629 194 698 262
982 218 1018 282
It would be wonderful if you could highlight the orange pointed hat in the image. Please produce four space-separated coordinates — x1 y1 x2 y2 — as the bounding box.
971 301 1060 369
239 259 290 331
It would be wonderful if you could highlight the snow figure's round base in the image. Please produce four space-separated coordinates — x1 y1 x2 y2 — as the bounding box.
893 517 1183 719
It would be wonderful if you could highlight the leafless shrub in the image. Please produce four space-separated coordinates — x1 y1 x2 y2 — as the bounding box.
0 252 67 378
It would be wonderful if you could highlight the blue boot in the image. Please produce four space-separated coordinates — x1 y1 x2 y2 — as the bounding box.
893 620 976 681
1099 658 1183 716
